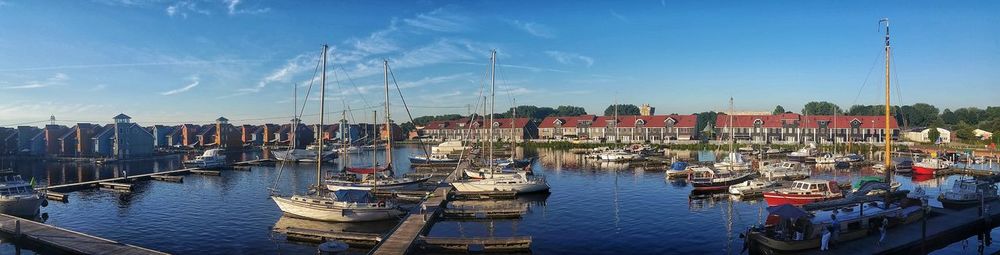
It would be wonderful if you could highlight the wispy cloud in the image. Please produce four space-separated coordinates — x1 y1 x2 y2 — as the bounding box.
0 101 107 122
348 20 400 54
402 7 469 33
610 9 629 22
166 1 210 18
243 53 316 93
545 51 594 67
0 59 260 72
161 76 200 95
224 0 268 15
507 20 554 38
1 73 69 89
91 84 108 91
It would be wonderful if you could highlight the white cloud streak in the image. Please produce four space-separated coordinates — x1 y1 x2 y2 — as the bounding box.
0 59 260 72
545 51 594 67
166 1 210 18
610 9 629 22
508 20 554 38
160 76 200 95
402 7 469 32
1 73 69 89
224 0 269 15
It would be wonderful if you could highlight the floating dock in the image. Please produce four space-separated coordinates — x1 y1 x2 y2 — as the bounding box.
417 236 532 252
0 213 167 255
371 161 466 255
273 227 382 247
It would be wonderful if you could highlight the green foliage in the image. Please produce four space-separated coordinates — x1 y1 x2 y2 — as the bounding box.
603 104 641 116
694 111 717 139
955 122 976 141
927 126 941 144
500 105 557 122
941 109 959 125
402 114 464 133
772 105 786 115
554 105 588 116
802 101 843 115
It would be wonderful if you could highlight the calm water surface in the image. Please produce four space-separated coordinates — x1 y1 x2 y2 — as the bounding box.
0 146 998 254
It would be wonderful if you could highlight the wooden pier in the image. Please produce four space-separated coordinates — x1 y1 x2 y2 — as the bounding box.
825 200 1000 254
0 213 167 255
442 202 528 219
370 161 465 255
417 236 532 252
273 227 382 247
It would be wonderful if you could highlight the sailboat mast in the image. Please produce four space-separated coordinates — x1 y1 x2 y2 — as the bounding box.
489 50 496 169
384 60 392 169
372 110 378 191
316 44 327 188
882 18 893 174
512 98 516 159
292 83 297 149
729 97 735 155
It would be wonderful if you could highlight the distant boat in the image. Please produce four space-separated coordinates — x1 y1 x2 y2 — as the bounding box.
325 167 430 191
686 166 756 191
452 172 549 194
183 148 227 169
759 161 809 181
912 158 952 175
271 148 337 163
938 179 999 209
408 153 458 164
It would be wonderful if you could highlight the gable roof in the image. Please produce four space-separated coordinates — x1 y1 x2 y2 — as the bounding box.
538 115 597 128
592 115 698 128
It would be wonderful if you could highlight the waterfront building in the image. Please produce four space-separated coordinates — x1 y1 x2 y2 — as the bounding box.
195 117 242 149
905 127 952 143
261 124 280 145
98 114 154 158
274 119 313 149
151 125 173 147
538 115 597 140
240 124 264 145
57 123 103 157
43 124 71 156
538 114 698 143
15 126 42 154
380 123 405 141
0 128 16 155
423 117 537 141
974 129 993 140
714 113 899 144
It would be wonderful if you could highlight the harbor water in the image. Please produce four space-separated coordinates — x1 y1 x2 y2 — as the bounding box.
0 145 998 254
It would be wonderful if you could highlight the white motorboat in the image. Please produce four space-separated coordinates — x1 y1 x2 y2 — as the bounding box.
183 148 227 169
272 190 403 222
464 167 522 179
758 161 809 181
594 150 642 162
408 153 458 164
812 153 837 164
788 144 817 162
272 148 338 162
713 152 750 171
0 174 44 217
451 172 549 194
728 179 776 196
335 146 362 154
431 141 468 154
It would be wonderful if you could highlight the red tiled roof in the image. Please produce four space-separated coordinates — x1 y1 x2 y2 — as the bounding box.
800 115 898 129
425 117 531 130
714 113 898 129
538 115 597 128
715 114 791 128
591 115 698 128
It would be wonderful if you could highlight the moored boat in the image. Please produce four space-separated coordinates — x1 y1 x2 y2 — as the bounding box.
938 179 999 209
912 158 952 175
763 179 843 206
687 166 756 191
0 174 44 217
183 148 227 169
759 161 809 181
451 172 549 194
729 179 776 196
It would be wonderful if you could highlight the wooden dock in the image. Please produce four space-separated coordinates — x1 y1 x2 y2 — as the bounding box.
0 213 167 255
273 227 382 247
417 236 532 252
38 167 195 192
371 161 465 255
825 200 1000 254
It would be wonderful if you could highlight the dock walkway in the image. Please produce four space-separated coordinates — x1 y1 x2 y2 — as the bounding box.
0 213 167 255
827 200 1000 254
371 161 465 255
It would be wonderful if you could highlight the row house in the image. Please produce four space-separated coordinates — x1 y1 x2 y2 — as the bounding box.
151 125 173 147
0 128 16 155
380 123 405 142
15 126 42 154
423 117 537 141
273 119 314 149
539 114 699 142
714 113 899 144
194 117 243 149
93 114 154 158
57 123 105 157
240 125 264 145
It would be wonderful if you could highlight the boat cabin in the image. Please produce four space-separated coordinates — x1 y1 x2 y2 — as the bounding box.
786 180 840 195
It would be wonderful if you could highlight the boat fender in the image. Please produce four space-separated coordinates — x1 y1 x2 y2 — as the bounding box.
41 199 48 207
378 200 386 207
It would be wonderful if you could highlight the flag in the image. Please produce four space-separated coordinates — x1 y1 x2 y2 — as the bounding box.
935 137 943 145
29 177 35 187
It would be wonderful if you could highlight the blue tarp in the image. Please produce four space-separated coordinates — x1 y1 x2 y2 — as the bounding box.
671 162 688 171
333 190 374 203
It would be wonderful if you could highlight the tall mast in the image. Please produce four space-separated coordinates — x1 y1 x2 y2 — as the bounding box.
489 50 496 169
292 83 297 149
614 96 619 142
341 110 347 169
881 18 893 176
384 59 392 169
373 110 378 191
729 97 735 155
316 44 327 188
511 98 517 159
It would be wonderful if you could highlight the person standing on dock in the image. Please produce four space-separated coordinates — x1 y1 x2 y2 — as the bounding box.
830 214 840 246
820 225 831 251
878 217 888 246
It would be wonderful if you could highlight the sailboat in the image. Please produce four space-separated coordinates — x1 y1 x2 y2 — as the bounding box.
326 60 431 191
272 81 338 163
270 45 402 222
453 50 549 194
713 98 751 171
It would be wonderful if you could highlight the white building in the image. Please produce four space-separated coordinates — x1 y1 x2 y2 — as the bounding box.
974 129 993 140
905 128 951 143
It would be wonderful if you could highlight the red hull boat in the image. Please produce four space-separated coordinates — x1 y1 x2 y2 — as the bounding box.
763 179 842 206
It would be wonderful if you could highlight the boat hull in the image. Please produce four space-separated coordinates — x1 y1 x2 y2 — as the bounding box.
408 157 459 164
912 165 943 175
451 182 549 194
325 177 430 191
763 193 840 206
271 196 401 222
690 173 756 191
0 195 43 217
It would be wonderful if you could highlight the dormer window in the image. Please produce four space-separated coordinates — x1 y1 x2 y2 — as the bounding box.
634 119 646 126
492 122 500 127
553 119 565 126
753 119 763 128
665 117 676 127
850 119 862 128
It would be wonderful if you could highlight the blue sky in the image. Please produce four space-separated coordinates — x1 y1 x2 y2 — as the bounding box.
0 0 997 126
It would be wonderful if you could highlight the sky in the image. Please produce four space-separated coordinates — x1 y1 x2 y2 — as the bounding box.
0 0 998 126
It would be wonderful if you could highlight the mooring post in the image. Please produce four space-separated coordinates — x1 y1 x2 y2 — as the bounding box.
922 197 928 255
14 219 21 239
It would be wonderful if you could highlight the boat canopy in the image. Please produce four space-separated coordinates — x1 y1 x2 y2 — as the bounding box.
332 190 375 203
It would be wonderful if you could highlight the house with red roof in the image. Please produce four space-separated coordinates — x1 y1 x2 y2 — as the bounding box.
714 113 899 144
539 114 698 142
422 117 537 141
538 115 596 139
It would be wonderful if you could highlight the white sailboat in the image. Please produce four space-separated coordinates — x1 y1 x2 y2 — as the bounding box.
270 45 402 222
272 80 338 162
715 98 751 171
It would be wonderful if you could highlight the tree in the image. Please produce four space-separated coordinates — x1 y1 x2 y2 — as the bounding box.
927 126 940 144
772 105 786 115
941 109 959 125
554 105 588 116
603 104 640 116
954 107 984 125
955 122 976 141
694 111 718 140
500 105 556 122
802 101 843 115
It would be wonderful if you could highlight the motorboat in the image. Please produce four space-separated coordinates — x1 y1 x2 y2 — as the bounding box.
593 150 642 162
492 157 534 168
745 200 924 252
0 174 44 217
835 153 864 163
873 158 913 174
325 167 430 191
714 152 751 171
812 153 837 164
763 179 843 206
272 190 403 222
729 179 776 196
787 144 817 162
938 179 999 209
335 145 362 154
687 166 756 191
408 153 459 164
759 161 809 181
464 167 522 179
183 148 227 169
271 148 338 163
664 161 689 178
851 176 901 196
451 172 549 194
913 158 952 175
431 141 468 154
